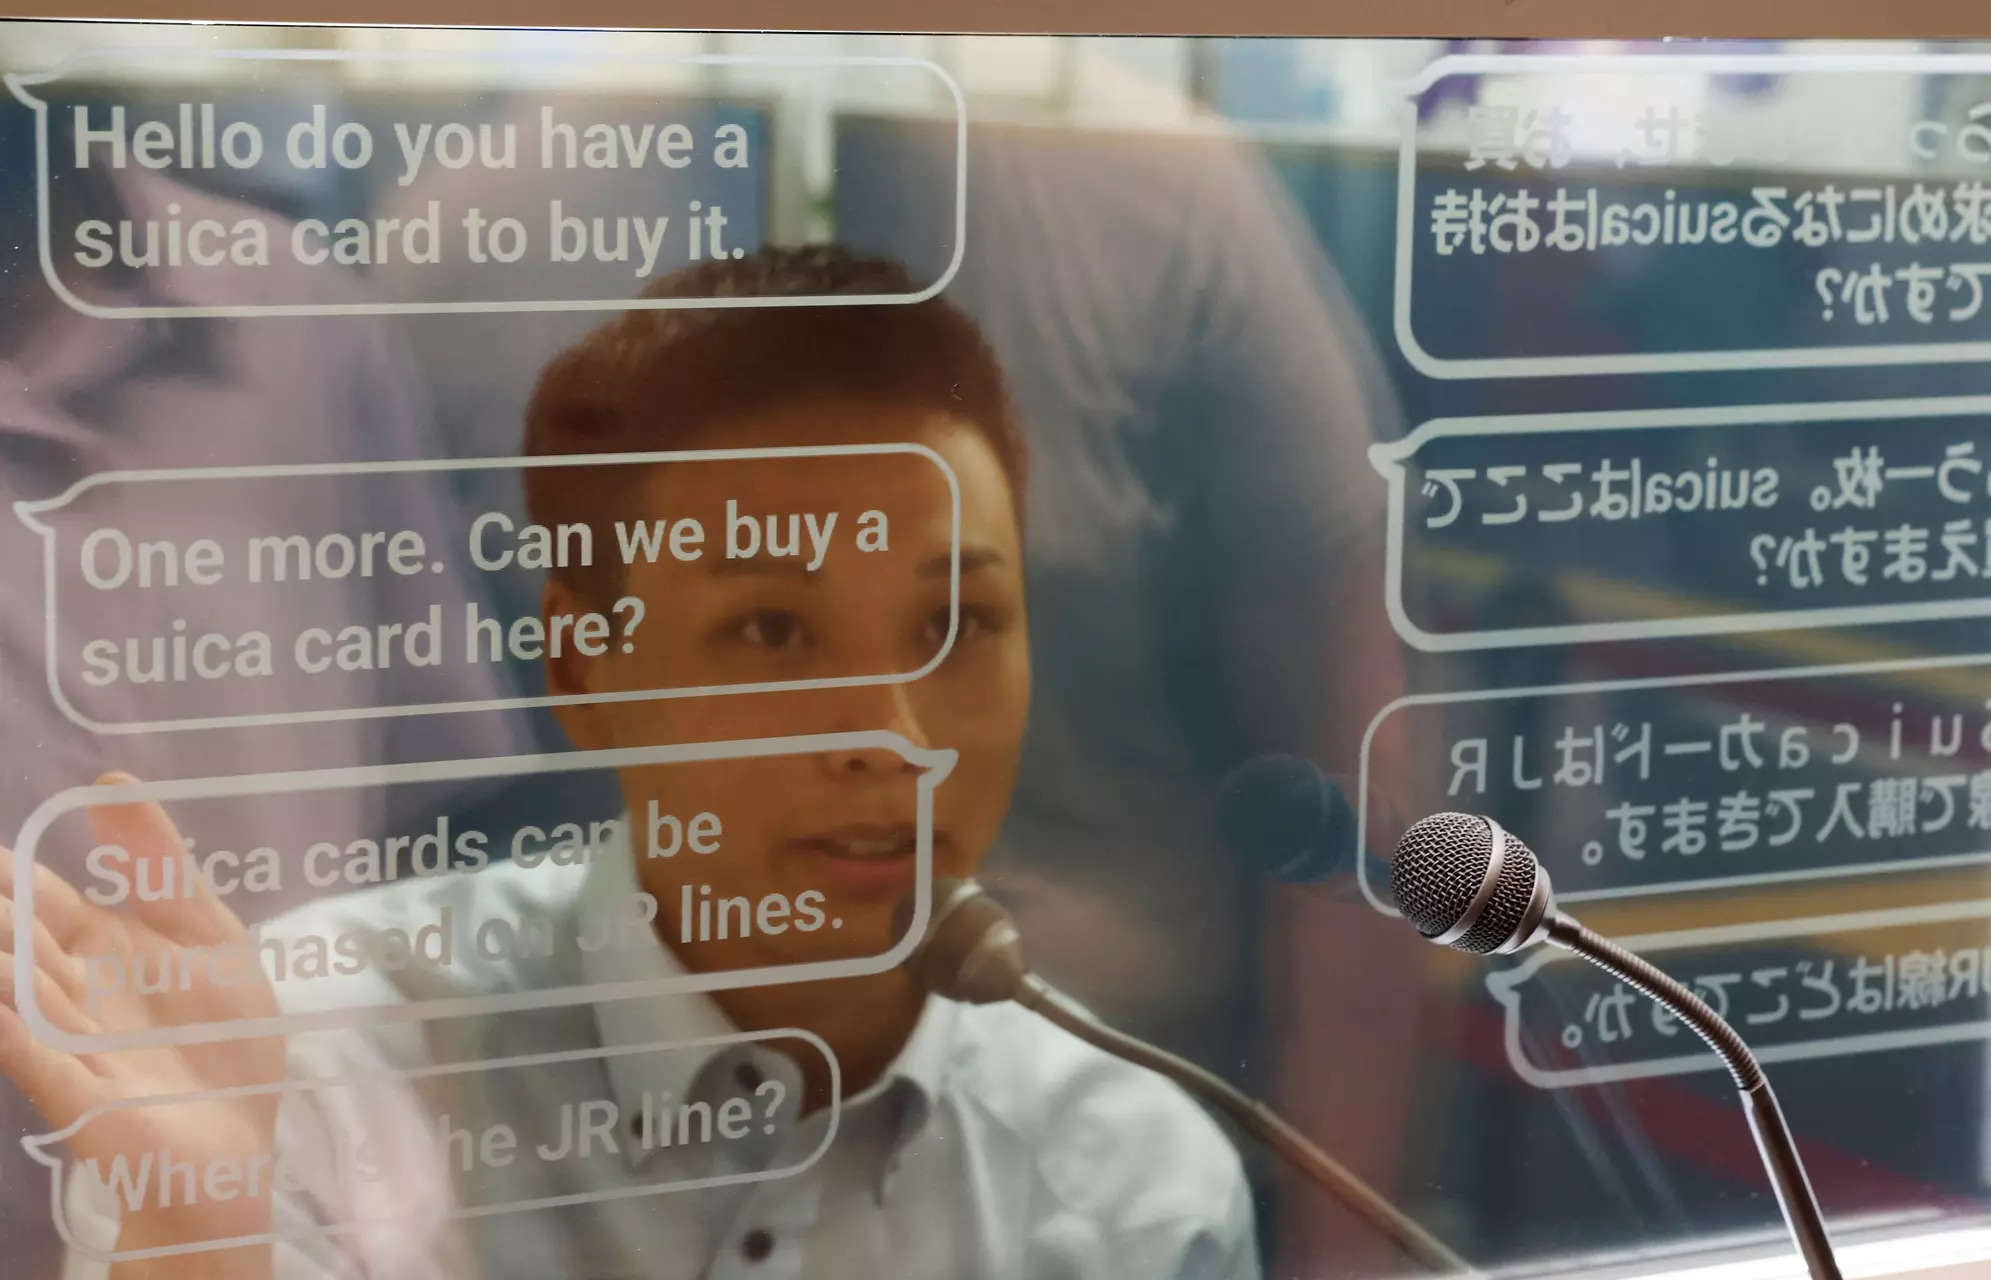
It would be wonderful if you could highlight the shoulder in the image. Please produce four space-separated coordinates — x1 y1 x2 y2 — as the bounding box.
948 998 1250 1230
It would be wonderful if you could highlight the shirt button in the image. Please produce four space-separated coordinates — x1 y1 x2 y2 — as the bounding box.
740 1228 774 1262
735 1060 764 1091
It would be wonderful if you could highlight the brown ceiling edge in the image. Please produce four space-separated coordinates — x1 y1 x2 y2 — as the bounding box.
1 0 1987 39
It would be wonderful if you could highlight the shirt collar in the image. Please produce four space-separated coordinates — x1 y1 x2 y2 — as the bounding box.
576 817 957 1181
860 992 955 1203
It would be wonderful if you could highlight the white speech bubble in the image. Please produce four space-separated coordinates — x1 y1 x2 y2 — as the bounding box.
14 443 962 734
1355 645 1991 915
23 1029 839 1264
1396 50 1991 379
1369 394 1991 652
11 731 955 1052
1484 897 1991 1089
6 46 964 318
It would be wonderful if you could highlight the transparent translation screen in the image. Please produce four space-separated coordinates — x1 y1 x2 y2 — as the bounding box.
1 23 1990 1280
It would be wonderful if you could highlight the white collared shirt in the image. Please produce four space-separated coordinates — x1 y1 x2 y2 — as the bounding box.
62 831 1258 1280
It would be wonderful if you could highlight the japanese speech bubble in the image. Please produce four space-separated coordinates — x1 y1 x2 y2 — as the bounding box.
10 732 955 1052
6 45 963 316
1483 898 1991 1089
1356 649 1991 911
1370 395 1991 652
24 1029 838 1264
14 444 962 733
1397 50 1991 379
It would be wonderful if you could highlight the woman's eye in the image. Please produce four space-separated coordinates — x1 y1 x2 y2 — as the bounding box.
924 606 988 652
731 608 809 652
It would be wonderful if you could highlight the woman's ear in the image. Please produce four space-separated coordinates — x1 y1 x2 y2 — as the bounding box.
544 577 610 750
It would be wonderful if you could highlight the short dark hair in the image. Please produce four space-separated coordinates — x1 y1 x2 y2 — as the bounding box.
523 245 1025 603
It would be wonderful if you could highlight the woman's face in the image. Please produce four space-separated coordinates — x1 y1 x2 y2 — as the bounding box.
547 401 1030 972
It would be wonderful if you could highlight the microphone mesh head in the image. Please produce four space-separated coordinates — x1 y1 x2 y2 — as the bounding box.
1390 812 1494 938
1389 813 1545 954
1457 835 1540 955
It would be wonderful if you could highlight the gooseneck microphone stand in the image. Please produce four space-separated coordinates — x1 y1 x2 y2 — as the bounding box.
1390 813 1844 1280
1546 914 1842 1280
904 877 1478 1275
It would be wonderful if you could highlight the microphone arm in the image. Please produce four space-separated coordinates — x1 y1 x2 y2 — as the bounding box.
1545 914 1842 1280
1013 973 1477 1277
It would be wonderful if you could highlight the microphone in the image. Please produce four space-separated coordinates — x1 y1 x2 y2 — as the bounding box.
898 878 1476 1276
1215 754 1357 883
1389 814 1843 1280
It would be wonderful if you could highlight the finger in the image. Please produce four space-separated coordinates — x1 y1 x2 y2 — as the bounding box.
0 1003 103 1128
0 854 92 949
0 895 88 1004
0 949 102 1037
83 773 238 945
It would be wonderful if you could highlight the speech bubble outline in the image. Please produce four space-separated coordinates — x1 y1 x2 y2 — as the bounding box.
5 45 965 319
23 1027 840 1264
10 730 956 1052
1368 393 1991 653
1483 896 1991 1089
13 441 963 734
1354 644 1991 917
1394 50 1991 380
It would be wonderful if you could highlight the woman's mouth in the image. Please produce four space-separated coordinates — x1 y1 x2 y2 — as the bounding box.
787 824 931 897
800 828 918 859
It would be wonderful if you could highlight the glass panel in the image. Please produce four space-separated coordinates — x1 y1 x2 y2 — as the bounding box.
2 23 1989 1279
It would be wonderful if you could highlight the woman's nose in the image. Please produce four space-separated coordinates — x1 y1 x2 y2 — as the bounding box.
816 681 931 776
